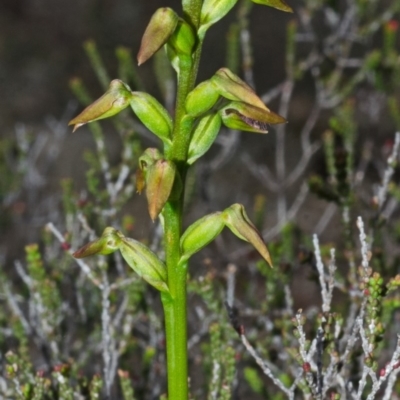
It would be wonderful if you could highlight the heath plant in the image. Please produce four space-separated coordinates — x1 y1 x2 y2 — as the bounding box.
69 0 290 399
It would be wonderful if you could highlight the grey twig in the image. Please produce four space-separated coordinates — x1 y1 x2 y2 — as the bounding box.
377 132 400 210
46 222 102 288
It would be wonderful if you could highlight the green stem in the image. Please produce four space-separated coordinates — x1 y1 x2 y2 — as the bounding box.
161 260 188 400
161 1 204 398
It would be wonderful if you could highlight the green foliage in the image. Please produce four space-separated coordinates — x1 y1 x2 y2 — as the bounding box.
243 366 264 394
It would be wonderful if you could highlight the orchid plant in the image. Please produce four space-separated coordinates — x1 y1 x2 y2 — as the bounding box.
69 0 291 398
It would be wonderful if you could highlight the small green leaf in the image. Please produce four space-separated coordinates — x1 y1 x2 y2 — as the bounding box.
137 8 179 66
188 113 222 164
69 80 132 132
73 227 122 258
119 237 169 293
252 0 293 13
130 92 173 143
243 367 264 394
223 203 273 267
180 212 225 262
185 80 220 117
199 0 239 39
220 101 286 133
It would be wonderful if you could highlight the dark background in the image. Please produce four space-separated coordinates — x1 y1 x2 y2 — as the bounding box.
0 0 290 129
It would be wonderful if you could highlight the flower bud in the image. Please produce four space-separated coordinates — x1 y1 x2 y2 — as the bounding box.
180 212 225 262
138 148 177 218
130 92 173 143
223 203 273 267
185 80 220 117
220 101 286 133
211 68 267 109
145 160 177 221
137 8 179 66
199 0 238 39
167 19 196 58
119 237 169 293
252 0 293 13
69 80 132 132
188 113 222 164
73 227 169 293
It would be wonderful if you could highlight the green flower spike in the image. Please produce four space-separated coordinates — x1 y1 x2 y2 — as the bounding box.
220 101 286 133
68 80 132 132
73 227 169 293
223 203 273 267
137 7 179 66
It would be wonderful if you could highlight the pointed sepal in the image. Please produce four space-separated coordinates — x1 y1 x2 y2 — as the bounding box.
180 212 225 262
73 227 122 258
188 113 222 164
145 160 177 221
211 68 267 110
252 0 293 13
223 204 273 267
69 80 132 132
199 0 239 39
137 8 179 66
139 148 176 220
220 101 286 133
130 92 173 143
